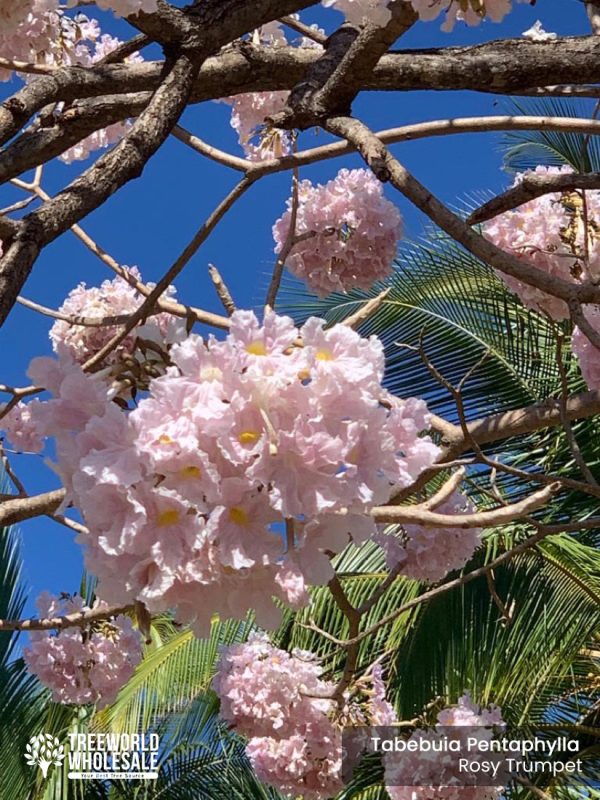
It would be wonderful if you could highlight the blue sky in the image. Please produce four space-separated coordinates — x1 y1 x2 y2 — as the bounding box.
0 0 592 616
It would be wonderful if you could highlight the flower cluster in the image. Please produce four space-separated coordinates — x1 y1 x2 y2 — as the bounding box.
220 22 306 161
483 166 600 321
385 694 504 799
49 267 185 372
28 310 438 635
23 592 142 707
376 491 482 583
223 90 291 161
0 4 63 80
59 32 143 163
0 2 150 82
321 0 393 26
90 0 157 16
214 634 343 799
273 168 403 296
1 399 44 453
572 305 600 390
220 20 324 161
407 0 526 30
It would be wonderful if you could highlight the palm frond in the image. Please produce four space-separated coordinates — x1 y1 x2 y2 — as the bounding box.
499 98 600 173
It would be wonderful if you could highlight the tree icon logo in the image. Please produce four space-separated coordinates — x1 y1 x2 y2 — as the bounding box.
24 733 65 778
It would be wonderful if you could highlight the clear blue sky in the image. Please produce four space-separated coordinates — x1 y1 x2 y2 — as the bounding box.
0 0 591 615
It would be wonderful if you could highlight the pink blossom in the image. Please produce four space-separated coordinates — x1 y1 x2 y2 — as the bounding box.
0 6 62 80
407 0 526 30
49 267 185 370
222 90 291 161
219 21 322 161
273 169 403 296
321 0 392 26
215 635 343 799
572 304 600 389
214 633 334 737
59 33 144 162
24 593 142 707
483 166 599 320
385 694 504 799
522 20 557 41
82 0 158 17
376 491 482 583
32 310 439 633
1 399 44 452
247 724 343 800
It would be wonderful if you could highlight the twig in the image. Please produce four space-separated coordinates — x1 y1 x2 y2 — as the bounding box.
0 603 134 632
208 264 236 315
327 575 361 702
340 288 391 330
280 15 327 46
17 296 139 327
28 185 232 331
266 164 300 308
316 523 565 649
370 483 558 526
485 569 513 626
172 125 251 172
49 514 89 536
0 57 56 75
468 171 600 225
0 442 27 496
82 176 254 371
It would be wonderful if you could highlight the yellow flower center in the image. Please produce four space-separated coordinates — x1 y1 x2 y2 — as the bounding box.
347 446 359 464
229 506 249 526
238 430 260 445
158 434 175 445
180 465 202 479
157 509 181 527
316 349 334 361
246 341 267 356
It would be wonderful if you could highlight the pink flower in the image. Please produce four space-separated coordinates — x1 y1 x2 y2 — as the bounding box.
215 635 343 799
273 169 403 296
24 593 142 707
32 310 439 633
59 34 145 163
385 694 504 799
483 166 598 321
1 400 44 452
572 305 600 390
321 0 392 26
407 0 526 30
49 267 185 369
222 91 291 161
376 491 482 583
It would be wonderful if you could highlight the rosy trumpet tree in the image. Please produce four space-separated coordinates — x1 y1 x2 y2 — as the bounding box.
1 0 600 797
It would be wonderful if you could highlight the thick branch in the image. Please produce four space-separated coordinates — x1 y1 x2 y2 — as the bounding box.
372 484 556 527
0 489 65 527
0 602 134 632
468 171 600 225
0 53 200 327
324 116 600 307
